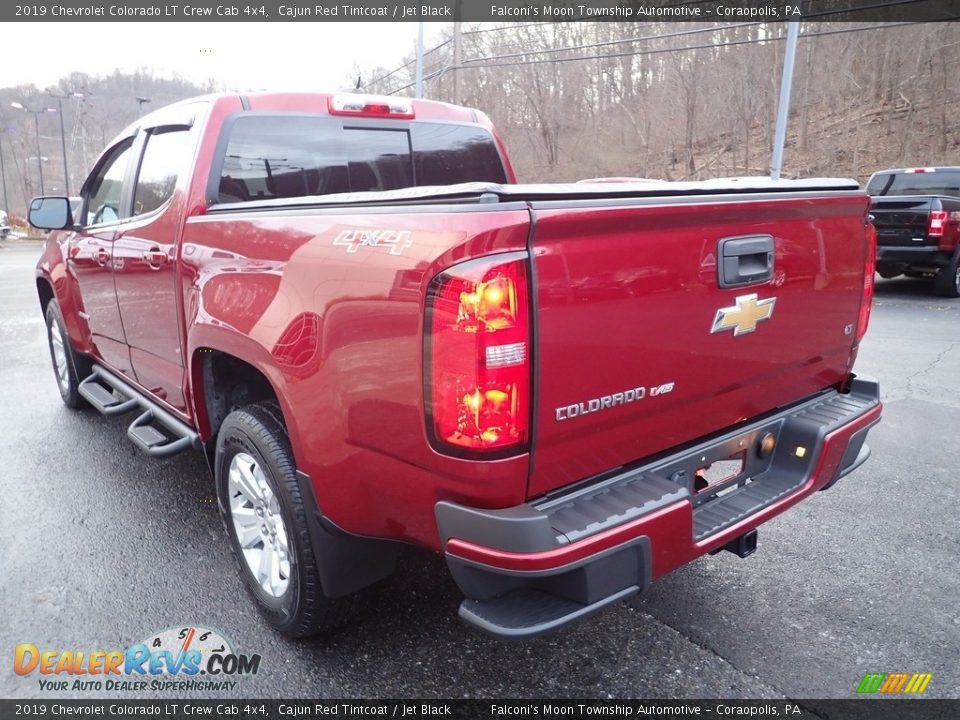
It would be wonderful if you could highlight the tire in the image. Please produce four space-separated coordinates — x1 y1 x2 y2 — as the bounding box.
933 253 960 298
215 401 357 637
876 268 901 280
44 301 91 409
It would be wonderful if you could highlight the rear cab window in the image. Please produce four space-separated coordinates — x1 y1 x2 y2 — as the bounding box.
867 170 960 197
215 115 507 203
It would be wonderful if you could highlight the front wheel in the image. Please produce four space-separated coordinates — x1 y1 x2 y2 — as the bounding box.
933 254 960 298
215 401 357 637
44 301 91 408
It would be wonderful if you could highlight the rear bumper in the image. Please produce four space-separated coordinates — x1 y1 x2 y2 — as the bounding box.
877 245 948 267
436 376 882 638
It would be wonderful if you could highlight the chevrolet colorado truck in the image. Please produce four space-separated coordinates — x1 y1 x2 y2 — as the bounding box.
29 93 882 639
867 166 960 297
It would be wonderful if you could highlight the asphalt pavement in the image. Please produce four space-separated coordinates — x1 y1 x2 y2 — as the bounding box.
1 242 957 700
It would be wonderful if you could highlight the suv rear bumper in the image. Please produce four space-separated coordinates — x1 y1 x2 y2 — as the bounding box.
877 245 948 267
436 376 882 638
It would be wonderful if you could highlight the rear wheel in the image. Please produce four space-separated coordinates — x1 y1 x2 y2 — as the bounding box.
933 254 960 298
44 301 91 408
215 401 357 637
876 267 901 279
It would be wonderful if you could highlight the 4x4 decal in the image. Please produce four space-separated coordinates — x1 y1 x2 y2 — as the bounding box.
332 229 413 256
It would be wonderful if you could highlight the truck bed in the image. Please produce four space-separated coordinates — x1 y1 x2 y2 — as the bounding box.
206 177 861 212
188 176 870 510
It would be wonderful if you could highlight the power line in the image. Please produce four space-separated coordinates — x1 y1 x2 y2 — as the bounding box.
446 21 942 72
461 22 764 65
385 20 940 95
803 0 938 20
463 22 561 36
370 0 939 92
371 18 699 90
460 0 936 66
379 21 765 93
365 38 452 89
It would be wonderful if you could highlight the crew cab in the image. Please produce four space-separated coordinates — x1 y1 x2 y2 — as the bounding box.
29 93 881 639
867 166 960 297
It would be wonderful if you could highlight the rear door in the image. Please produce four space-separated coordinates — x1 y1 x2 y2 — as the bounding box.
527 190 870 497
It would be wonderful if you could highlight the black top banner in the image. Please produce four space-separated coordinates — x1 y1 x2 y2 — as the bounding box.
1 700 959 720
5 0 960 22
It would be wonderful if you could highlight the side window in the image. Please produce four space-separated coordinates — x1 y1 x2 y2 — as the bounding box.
85 141 133 226
134 129 193 216
219 116 349 202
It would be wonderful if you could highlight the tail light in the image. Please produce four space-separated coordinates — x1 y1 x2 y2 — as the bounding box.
857 222 877 342
929 210 953 251
425 252 530 457
329 94 414 119
928 210 948 237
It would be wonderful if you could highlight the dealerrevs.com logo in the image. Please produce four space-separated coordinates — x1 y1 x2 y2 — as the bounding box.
14 626 261 693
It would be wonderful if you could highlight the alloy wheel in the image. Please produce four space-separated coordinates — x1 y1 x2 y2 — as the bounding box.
227 452 291 597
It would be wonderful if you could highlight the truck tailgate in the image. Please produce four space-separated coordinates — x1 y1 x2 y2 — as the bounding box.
869 196 935 247
527 191 870 498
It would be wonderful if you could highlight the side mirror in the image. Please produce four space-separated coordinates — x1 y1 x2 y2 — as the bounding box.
28 196 73 231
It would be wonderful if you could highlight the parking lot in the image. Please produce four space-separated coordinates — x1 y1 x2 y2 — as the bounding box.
1 241 957 700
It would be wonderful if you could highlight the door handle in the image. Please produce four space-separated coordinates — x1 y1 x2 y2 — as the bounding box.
718 235 774 288
95 248 111 266
142 247 169 269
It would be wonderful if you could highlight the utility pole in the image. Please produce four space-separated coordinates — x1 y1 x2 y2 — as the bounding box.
770 22 800 180
48 90 83 197
136 96 151 116
32 112 43 195
11 102 56 195
415 22 424 99
0 134 9 214
56 97 68 194
452 18 462 105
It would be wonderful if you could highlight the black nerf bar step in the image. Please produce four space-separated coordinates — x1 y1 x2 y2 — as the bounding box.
78 375 138 415
78 365 200 458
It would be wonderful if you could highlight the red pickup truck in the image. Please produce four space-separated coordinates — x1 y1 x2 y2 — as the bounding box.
30 93 881 639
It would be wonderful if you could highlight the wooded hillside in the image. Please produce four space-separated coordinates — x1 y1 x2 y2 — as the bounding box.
1 22 957 217
0 71 211 216
364 21 960 184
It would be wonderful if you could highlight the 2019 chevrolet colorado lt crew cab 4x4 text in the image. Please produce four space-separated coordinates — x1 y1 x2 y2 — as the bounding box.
29 93 881 639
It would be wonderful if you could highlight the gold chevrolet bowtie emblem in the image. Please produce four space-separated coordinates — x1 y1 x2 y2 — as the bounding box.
711 294 776 336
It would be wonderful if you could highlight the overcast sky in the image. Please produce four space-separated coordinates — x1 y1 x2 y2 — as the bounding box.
2 23 447 92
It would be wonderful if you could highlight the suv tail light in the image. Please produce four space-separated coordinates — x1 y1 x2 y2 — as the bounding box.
425 253 530 457
857 222 877 342
928 209 948 236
